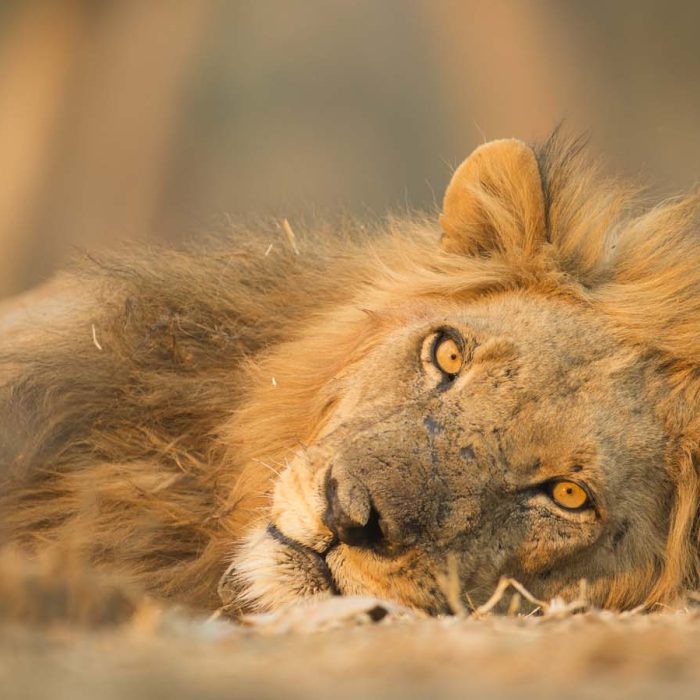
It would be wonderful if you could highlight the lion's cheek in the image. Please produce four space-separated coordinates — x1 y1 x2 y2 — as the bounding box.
513 521 601 576
325 547 441 611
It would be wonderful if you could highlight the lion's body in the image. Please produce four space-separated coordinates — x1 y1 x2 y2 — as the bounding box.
2 134 700 615
0 228 377 608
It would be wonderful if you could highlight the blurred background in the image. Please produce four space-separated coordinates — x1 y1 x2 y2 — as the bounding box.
1 0 699 299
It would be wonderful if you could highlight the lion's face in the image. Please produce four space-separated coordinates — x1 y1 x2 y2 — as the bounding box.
231 292 672 613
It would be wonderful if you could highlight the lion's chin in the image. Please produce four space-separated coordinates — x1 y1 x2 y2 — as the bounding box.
222 522 453 617
220 523 339 613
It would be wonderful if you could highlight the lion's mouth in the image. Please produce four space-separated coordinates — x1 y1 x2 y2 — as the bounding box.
266 522 340 595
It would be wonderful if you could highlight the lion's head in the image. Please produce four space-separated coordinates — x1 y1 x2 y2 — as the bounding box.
223 135 700 615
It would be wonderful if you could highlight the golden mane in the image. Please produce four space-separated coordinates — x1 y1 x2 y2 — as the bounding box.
1 132 699 611
227 132 700 609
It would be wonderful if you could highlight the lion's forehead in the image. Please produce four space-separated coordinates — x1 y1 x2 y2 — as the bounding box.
325 292 667 491
458 294 622 362
354 292 652 414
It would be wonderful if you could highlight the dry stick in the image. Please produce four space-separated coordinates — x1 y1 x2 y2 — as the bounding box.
620 604 648 617
463 590 477 613
436 553 468 617
205 607 224 623
544 579 592 617
507 592 521 616
476 576 594 618
91 323 103 351
280 218 300 255
578 577 588 603
475 577 548 616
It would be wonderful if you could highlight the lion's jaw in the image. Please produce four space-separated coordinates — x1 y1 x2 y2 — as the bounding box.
224 452 338 611
225 294 674 615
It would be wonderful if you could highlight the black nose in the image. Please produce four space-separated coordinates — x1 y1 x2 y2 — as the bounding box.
324 473 384 549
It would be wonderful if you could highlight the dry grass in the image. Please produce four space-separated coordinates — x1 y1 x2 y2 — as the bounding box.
3 558 700 700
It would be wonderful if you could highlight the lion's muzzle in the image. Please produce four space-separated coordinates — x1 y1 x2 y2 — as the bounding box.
323 469 386 550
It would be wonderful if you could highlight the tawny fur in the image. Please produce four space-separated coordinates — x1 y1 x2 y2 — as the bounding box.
2 132 700 614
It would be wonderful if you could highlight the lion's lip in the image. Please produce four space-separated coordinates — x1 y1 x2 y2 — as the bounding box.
266 523 340 595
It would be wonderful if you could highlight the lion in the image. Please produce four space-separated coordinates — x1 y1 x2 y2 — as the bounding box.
2 133 700 617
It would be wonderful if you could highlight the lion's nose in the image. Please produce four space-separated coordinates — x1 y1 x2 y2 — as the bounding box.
323 471 385 549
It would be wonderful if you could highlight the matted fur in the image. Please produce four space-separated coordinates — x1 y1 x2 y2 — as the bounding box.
2 132 700 614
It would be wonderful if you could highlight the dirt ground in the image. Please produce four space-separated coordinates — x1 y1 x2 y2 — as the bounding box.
3 594 700 700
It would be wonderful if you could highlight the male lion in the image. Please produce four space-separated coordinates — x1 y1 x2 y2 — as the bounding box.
2 134 699 616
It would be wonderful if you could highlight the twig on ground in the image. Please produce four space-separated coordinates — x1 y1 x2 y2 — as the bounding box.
280 218 300 255
91 324 103 351
436 553 468 618
474 577 591 619
475 577 548 617
507 592 521 616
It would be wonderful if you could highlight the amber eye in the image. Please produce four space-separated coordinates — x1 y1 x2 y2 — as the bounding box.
432 334 463 376
550 481 590 510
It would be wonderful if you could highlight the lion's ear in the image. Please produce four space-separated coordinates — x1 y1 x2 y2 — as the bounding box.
439 139 546 257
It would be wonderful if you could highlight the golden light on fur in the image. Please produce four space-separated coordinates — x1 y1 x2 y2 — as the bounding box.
439 138 546 257
2 130 700 618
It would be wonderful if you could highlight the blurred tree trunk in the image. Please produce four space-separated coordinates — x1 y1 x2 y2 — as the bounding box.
0 1 213 299
417 0 589 149
0 1 84 298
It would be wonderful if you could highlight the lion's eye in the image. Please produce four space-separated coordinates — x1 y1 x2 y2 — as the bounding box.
550 481 589 510
432 335 463 376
